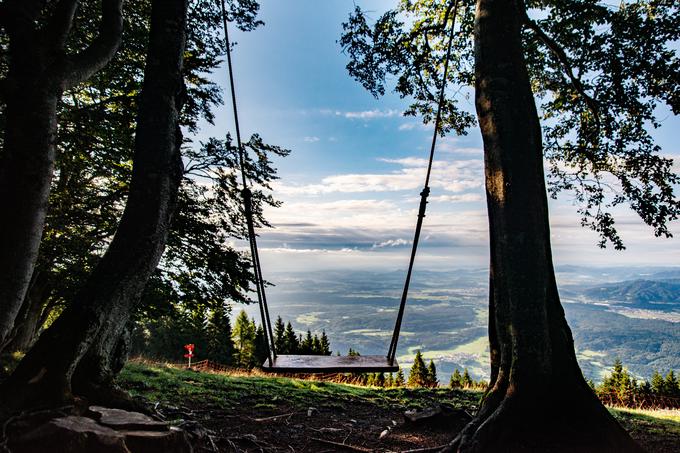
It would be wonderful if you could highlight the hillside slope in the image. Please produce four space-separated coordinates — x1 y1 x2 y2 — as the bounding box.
118 362 680 452
585 279 680 305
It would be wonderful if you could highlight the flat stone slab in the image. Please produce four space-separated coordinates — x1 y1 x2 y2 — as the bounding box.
89 406 168 431
11 416 128 453
123 427 192 453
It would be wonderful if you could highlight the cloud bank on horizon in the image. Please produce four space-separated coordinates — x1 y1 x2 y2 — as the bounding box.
201 0 679 274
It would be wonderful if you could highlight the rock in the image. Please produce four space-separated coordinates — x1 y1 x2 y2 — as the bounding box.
307 407 319 417
404 405 443 423
122 427 192 453
10 416 129 453
379 429 390 439
89 406 168 431
9 409 192 453
177 419 212 442
404 404 472 429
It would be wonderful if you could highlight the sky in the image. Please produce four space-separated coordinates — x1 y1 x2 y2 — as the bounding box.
198 0 680 274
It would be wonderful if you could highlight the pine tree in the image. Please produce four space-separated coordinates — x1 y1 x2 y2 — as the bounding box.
232 310 256 368
253 325 268 368
348 348 360 356
301 330 313 354
183 310 208 360
206 305 235 365
312 334 322 355
283 322 297 354
462 368 473 388
372 372 383 388
450 369 462 389
385 373 394 388
395 368 405 387
664 370 679 397
651 370 665 395
639 380 652 397
274 316 285 354
320 331 331 355
426 360 438 388
408 350 427 387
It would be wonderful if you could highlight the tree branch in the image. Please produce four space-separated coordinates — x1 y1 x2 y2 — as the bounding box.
521 11 601 137
43 0 79 50
62 0 124 89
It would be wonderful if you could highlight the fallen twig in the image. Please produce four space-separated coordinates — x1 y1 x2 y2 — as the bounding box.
251 411 296 422
309 437 373 452
401 446 450 453
310 427 344 434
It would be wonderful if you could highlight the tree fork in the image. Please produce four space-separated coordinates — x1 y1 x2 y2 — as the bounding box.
443 0 643 451
0 0 124 348
0 0 187 410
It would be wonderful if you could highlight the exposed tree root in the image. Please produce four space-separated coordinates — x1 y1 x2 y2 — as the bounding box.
443 386 644 453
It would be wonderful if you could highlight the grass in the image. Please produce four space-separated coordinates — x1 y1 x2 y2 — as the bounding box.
118 360 481 413
611 407 680 435
117 361 680 452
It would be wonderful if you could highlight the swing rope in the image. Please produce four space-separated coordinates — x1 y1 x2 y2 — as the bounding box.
387 0 460 364
220 0 459 369
219 0 276 366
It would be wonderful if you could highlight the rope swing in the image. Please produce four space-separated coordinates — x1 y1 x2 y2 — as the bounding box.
219 0 460 373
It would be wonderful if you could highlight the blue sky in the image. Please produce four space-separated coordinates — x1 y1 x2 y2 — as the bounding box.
199 0 680 273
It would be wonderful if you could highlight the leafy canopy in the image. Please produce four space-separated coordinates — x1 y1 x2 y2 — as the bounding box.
340 0 679 249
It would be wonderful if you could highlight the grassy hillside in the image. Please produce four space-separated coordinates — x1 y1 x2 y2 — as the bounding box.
118 361 680 452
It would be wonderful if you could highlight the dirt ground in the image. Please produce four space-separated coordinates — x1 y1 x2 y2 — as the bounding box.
118 363 680 453
160 398 679 453
164 400 467 452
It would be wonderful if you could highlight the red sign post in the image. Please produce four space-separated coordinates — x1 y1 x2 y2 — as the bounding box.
183 343 195 368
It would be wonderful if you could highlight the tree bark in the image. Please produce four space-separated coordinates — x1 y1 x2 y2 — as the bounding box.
1 269 50 354
0 0 124 348
444 1 643 451
0 0 186 409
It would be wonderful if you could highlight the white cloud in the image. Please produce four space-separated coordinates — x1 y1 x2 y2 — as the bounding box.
303 136 320 143
261 247 358 255
274 156 484 195
280 199 397 214
398 123 417 130
372 238 412 248
320 108 402 120
428 194 484 203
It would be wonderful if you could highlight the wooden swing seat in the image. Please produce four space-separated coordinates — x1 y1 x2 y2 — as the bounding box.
262 354 399 374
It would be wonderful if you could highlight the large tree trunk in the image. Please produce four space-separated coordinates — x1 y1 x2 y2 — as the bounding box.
1 269 50 354
445 1 642 452
0 85 58 350
0 0 124 348
0 0 186 409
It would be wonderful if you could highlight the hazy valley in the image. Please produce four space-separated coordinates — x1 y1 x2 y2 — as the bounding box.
241 266 680 384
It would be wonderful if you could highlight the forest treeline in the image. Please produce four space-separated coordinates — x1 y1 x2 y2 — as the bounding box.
592 359 680 410
333 349 487 390
131 312 331 368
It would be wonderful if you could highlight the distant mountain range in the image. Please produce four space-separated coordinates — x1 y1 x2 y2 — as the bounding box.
584 279 680 305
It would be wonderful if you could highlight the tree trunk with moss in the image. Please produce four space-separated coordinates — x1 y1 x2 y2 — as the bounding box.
0 0 187 410
445 1 643 451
